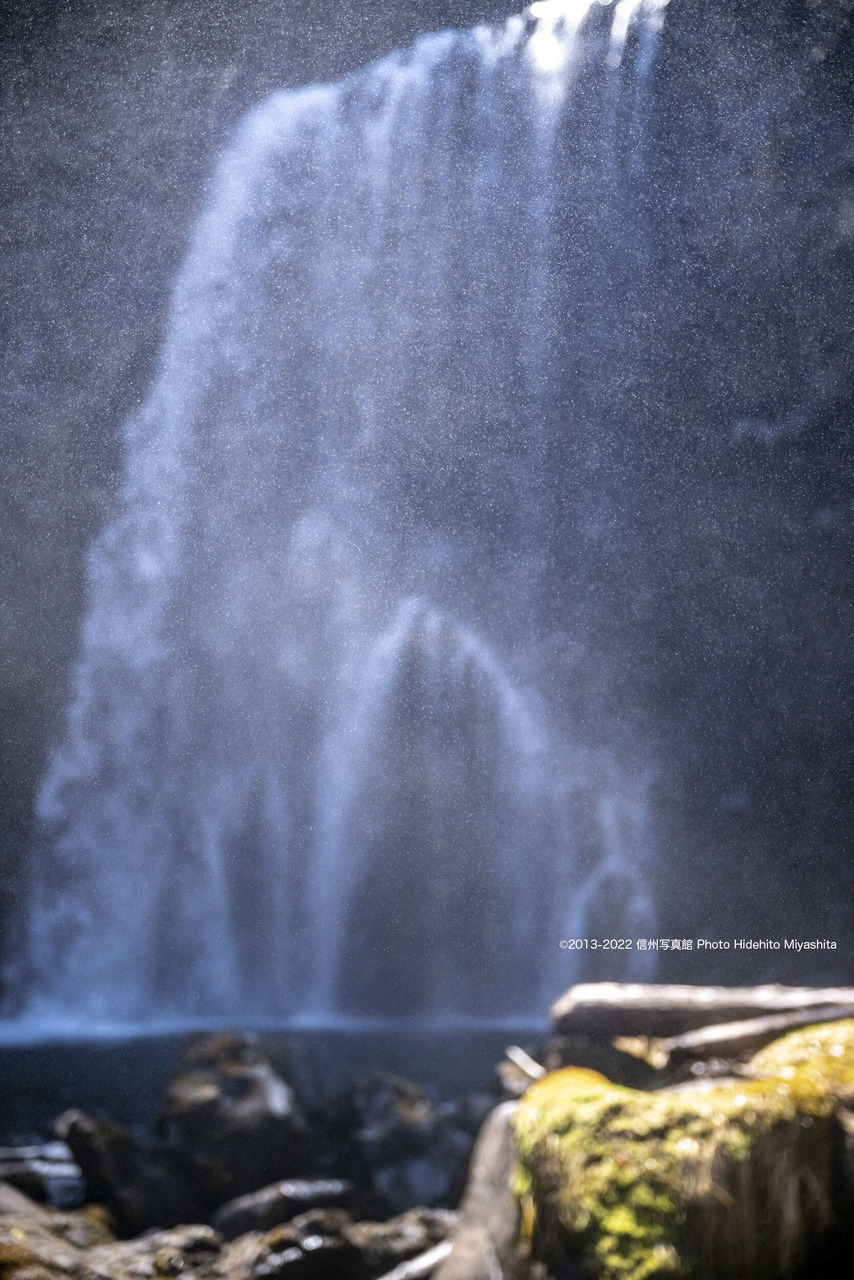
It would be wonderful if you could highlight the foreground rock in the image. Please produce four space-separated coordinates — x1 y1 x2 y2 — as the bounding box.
56 1110 204 1236
158 1034 314 1207
0 1210 224 1280
331 1073 474 1216
0 1188 456 1280
0 1189 119 1275
514 1018 854 1279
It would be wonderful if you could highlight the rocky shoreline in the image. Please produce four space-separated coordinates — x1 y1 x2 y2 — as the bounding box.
3 985 854 1280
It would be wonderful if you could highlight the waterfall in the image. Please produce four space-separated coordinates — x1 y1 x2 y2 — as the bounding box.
22 0 665 1028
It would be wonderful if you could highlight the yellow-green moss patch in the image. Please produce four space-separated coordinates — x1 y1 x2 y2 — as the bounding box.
514 1019 854 1280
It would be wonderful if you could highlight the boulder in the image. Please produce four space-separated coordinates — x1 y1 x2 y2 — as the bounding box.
158 1034 312 1206
549 983 854 1039
514 1019 854 1280
55 1110 204 1237
330 1073 473 1216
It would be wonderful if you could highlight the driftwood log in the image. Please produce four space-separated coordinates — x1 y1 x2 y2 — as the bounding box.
616 1002 854 1069
550 982 854 1038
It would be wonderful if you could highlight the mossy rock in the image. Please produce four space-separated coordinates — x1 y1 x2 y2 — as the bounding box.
513 1020 854 1280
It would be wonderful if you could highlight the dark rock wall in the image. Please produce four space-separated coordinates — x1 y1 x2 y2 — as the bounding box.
641 0 854 965
1 0 852 989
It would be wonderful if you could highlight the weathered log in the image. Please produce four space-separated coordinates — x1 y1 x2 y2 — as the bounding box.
551 982 854 1037
617 1002 854 1069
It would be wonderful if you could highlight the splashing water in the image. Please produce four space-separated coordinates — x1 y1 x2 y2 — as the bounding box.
20 0 666 1029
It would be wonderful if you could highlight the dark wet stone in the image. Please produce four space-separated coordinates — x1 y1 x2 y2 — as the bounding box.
220 1207 457 1280
330 1074 473 1216
55 1110 204 1236
158 1034 313 1205
221 1209 361 1280
343 1208 458 1272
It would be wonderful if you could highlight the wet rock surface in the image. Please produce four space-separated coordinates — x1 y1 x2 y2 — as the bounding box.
323 1073 475 1217
56 1111 204 1237
343 1207 458 1271
24 1033 484 1251
0 1190 458 1280
157 1036 314 1208
221 1206 459 1280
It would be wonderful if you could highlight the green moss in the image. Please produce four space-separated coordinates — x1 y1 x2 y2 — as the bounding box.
514 1020 854 1280
750 1018 854 1095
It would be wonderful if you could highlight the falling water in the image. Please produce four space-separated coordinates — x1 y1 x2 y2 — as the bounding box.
22 0 666 1027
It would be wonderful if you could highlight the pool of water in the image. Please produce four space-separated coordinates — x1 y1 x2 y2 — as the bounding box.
0 1023 547 1138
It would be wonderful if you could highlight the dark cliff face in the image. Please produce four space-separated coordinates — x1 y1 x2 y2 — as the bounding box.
538 0 854 964
1 0 853 993
641 0 854 962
